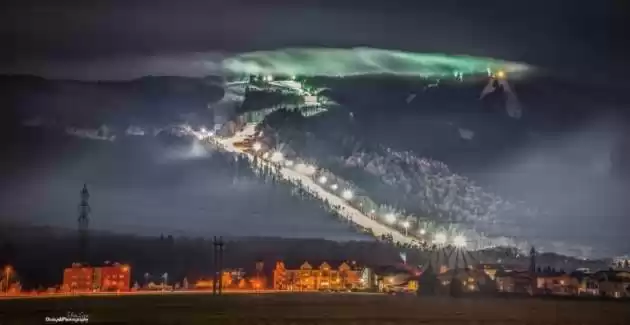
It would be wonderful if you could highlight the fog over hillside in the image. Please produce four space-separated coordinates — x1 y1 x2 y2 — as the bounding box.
1 71 629 258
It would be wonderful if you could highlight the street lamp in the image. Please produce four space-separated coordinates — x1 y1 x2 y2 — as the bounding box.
434 233 447 246
318 176 327 184
419 228 426 235
453 235 467 248
303 164 316 175
4 266 12 293
252 142 262 152
296 163 316 175
162 273 169 290
330 184 338 191
341 189 353 200
402 221 410 236
270 151 284 163
385 213 396 224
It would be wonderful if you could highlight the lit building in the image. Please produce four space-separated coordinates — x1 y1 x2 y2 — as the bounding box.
590 270 630 298
535 271 577 295
273 261 362 291
495 270 533 294
474 263 515 280
436 268 493 293
194 272 234 290
99 264 132 292
62 263 131 292
373 264 420 294
63 264 95 292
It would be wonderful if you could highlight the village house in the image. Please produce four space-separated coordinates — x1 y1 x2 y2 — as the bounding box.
495 270 533 294
535 270 578 295
591 270 630 298
436 267 495 293
372 264 419 293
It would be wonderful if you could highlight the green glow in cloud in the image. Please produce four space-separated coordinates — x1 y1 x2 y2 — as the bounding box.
223 47 531 79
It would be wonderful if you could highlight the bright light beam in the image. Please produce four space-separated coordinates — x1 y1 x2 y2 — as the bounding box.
341 189 353 200
453 235 467 248
402 221 410 236
270 151 284 163
434 233 447 245
318 176 328 184
303 165 316 175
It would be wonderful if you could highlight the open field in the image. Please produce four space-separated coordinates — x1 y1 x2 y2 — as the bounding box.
1 293 629 325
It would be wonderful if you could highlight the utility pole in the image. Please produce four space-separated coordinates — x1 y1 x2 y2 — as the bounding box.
212 236 225 295
77 184 91 264
255 261 264 292
529 246 537 295
3 265 12 294
449 248 462 298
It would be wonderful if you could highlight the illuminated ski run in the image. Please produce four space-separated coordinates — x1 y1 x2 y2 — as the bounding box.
212 123 423 246
203 73 524 251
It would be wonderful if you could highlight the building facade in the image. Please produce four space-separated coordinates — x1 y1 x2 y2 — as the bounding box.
273 261 362 291
62 263 131 292
591 270 630 298
495 270 533 294
535 272 578 295
194 269 250 290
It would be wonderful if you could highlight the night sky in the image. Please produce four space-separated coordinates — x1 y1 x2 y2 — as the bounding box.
1 0 629 256
1 0 628 82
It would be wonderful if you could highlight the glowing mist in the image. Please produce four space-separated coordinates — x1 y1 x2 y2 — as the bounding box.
223 47 531 78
